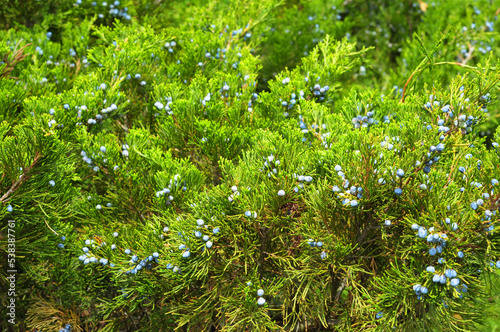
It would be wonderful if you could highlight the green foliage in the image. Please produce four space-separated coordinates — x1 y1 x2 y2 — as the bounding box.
1 0 500 331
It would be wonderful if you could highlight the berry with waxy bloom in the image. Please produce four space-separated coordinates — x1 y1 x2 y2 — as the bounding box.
418 228 427 238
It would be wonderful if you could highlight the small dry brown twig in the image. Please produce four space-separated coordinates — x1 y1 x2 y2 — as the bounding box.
1 42 31 80
0 152 42 204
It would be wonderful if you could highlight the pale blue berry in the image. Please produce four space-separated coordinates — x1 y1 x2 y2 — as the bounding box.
418 228 427 238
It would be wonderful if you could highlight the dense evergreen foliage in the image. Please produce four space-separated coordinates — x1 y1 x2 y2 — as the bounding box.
1 0 500 331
